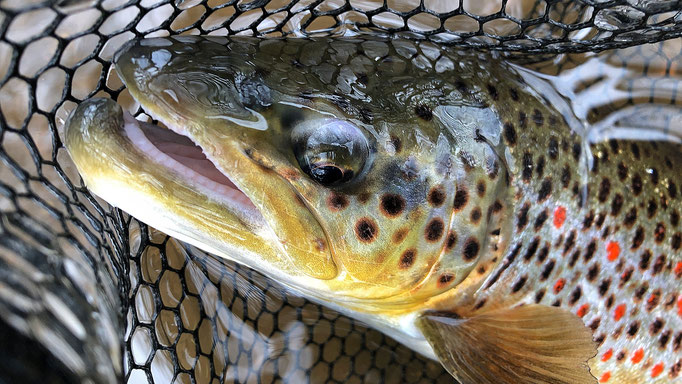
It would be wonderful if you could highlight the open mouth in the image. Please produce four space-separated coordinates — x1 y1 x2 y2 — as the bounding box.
121 112 261 219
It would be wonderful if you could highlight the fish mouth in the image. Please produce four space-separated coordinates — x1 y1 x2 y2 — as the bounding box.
121 112 262 223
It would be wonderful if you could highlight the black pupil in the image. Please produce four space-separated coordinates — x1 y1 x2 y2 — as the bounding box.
310 164 349 185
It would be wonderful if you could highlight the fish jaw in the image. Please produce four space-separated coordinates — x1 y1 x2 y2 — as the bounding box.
63 98 338 290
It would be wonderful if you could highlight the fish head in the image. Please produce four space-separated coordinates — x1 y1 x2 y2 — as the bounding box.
69 37 512 313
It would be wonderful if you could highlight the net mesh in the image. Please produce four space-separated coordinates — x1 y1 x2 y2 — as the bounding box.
0 1 680 383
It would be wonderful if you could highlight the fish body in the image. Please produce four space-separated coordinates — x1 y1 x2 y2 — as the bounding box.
64 36 681 383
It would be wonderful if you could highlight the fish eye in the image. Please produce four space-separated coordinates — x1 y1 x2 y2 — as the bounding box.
291 118 369 186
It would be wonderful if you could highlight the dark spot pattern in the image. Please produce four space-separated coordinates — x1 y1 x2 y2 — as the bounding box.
327 192 349 211
414 104 432 120
445 231 457 251
470 207 482 224
504 122 516 145
462 238 480 261
537 178 552 202
425 218 444 242
380 194 405 218
428 186 446 207
399 249 416 269
453 187 468 211
355 218 378 243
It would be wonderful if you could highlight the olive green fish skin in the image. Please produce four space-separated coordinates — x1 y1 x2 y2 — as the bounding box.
71 36 681 382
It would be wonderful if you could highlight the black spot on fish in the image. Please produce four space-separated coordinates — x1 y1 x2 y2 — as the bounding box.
415 104 433 121
647 290 661 311
522 152 533 182
587 263 599 281
598 178 611 202
583 210 595 229
470 207 482 224
536 156 545 178
626 322 639 337
327 192 349 211
511 275 527 293
620 266 634 287
380 193 406 218
650 318 664 335
647 199 658 218
504 122 516 146
453 187 468 211
652 255 665 276
518 111 527 127
669 182 678 199
437 273 454 287
617 162 628 181
537 244 549 262
632 174 643 195
598 278 611 296
537 178 552 202
672 232 681 250
517 202 530 231
584 239 597 261
548 138 559 159
399 249 416 269
632 226 645 250
487 84 499 100
654 223 665 243
569 286 582 304
428 186 446 207
540 259 555 280
535 289 546 303
445 231 457 251
355 218 378 243
532 109 544 126
572 143 581 160
624 208 637 227
534 209 548 231
425 218 444 242
524 237 540 261
561 165 571 188
510 88 519 101
639 249 651 270
462 238 480 261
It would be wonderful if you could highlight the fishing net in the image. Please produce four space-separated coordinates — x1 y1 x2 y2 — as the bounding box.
0 1 680 383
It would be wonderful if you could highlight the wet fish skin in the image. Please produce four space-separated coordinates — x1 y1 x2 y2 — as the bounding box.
65 36 682 383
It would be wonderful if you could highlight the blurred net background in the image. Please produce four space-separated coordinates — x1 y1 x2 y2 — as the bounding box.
0 1 680 383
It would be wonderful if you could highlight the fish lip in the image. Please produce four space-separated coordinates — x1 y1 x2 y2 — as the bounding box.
120 111 268 228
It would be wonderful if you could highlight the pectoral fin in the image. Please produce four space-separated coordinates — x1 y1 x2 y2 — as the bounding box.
416 304 597 384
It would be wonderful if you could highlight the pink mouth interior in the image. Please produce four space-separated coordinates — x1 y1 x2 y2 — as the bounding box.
123 113 257 212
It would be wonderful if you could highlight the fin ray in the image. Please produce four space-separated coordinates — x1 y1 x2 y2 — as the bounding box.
417 304 597 384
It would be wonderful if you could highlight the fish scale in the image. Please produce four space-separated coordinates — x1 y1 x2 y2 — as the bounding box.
449 84 682 382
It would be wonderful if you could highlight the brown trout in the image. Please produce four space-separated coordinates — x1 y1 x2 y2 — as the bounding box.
64 36 682 383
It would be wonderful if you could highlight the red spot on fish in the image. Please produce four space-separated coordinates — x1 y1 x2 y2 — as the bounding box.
606 241 620 262
651 363 664 378
553 206 566 228
614 304 626 321
675 261 682 277
631 348 644 364
553 278 565 293
599 372 611 383
601 349 613 362
677 295 682 317
577 304 589 317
